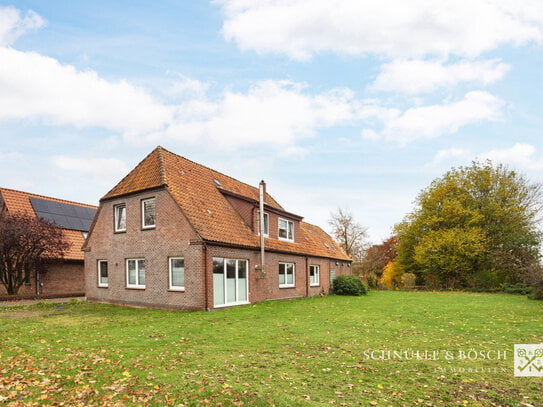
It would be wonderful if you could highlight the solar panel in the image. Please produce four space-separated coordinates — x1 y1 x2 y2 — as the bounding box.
29 197 97 232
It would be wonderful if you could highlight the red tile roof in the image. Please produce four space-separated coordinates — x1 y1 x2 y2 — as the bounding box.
101 147 351 261
0 188 97 261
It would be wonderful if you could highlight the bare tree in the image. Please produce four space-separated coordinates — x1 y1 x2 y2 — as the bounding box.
0 212 70 295
328 208 368 261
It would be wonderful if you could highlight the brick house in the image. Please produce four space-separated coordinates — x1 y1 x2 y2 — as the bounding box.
83 146 351 310
0 188 98 296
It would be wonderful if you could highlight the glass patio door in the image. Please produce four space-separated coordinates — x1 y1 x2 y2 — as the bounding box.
213 258 248 307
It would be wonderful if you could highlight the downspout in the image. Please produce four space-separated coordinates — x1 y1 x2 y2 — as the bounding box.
203 242 209 311
258 180 266 278
305 256 309 298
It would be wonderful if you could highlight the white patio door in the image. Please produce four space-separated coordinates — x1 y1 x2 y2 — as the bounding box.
213 258 248 307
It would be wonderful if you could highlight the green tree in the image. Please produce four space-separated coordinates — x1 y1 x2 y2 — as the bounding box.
395 161 542 289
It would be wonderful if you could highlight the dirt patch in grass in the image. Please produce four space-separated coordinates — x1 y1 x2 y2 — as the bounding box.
1 310 72 319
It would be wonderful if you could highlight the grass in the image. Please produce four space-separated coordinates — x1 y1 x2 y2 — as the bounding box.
0 292 542 406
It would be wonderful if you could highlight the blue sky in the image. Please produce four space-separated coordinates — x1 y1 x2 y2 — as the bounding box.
1 1 543 243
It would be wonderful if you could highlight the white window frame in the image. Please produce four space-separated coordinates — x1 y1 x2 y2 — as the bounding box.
126 258 146 289
279 262 295 288
169 257 185 291
213 258 250 307
98 260 108 288
257 211 269 237
310 264 320 287
278 218 294 242
141 198 156 229
114 204 126 232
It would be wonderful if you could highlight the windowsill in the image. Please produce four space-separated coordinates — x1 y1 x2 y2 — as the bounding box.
141 226 156 231
278 238 294 243
279 285 295 289
114 230 126 234
126 286 145 290
168 288 185 292
98 285 109 289
310 284 320 287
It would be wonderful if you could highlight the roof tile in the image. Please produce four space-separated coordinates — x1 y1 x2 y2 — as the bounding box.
0 187 97 261
101 147 350 261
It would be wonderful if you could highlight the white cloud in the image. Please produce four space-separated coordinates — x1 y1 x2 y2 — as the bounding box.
0 151 23 161
0 5 44 46
216 0 543 60
0 7 371 150
372 59 510 94
0 5 511 152
479 143 543 170
0 47 173 137
363 91 504 143
151 81 364 148
54 156 129 182
163 73 211 101
432 147 471 164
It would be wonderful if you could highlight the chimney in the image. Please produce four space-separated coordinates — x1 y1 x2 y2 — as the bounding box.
258 180 266 278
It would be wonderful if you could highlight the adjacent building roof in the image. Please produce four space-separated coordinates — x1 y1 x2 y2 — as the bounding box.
0 188 98 260
101 146 350 261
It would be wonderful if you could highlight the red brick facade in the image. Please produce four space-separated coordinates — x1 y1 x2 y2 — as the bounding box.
84 147 352 310
0 260 84 296
0 187 94 296
85 187 351 310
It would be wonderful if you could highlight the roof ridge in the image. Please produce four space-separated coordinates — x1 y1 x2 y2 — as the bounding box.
156 145 167 186
101 146 165 200
0 187 97 209
159 146 265 196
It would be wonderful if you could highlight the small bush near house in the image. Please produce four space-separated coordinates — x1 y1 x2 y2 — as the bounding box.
333 275 368 296
401 273 416 289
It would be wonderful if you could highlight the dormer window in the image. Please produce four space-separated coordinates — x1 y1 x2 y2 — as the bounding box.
258 211 269 237
278 218 294 242
142 198 156 229
114 204 126 232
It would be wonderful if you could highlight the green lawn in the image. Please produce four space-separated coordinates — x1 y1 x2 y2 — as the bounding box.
1 292 542 406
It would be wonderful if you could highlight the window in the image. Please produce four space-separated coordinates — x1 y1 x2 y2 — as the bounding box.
330 269 336 287
114 204 126 232
169 257 185 290
213 257 248 307
279 262 295 287
310 265 320 286
98 260 108 287
142 198 156 229
257 211 269 237
126 259 145 288
278 218 294 241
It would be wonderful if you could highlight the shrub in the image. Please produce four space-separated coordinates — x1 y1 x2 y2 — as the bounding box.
333 275 368 296
401 273 416 289
379 261 404 288
502 283 534 295
528 280 543 300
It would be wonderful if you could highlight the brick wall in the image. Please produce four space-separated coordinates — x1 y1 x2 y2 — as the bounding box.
85 188 205 310
40 261 85 294
204 245 351 309
84 187 351 311
0 261 84 295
